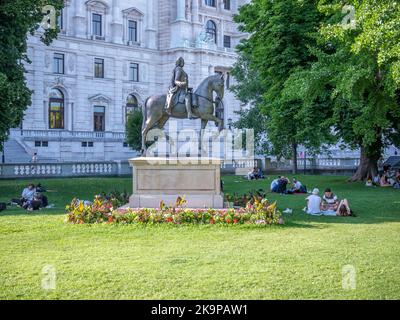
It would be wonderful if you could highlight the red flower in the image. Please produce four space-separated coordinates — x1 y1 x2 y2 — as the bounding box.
226 219 232 224
233 219 238 224
108 216 113 223
210 218 215 224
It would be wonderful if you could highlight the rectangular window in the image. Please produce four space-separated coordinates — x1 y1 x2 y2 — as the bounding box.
224 0 231 10
93 106 105 132
129 63 139 82
49 101 64 129
205 0 216 7
128 20 137 42
92 13 102 36
88 141 94 147
223 35 231 48
53 53 64 74
42 141 49 147
35 141 41 147
57 10 63 29
94 58 104 78
81 141 87 147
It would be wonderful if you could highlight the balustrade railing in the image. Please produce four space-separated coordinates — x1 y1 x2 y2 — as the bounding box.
0 157 360 179
269 157 360 170
0 161 131 178
10 129 126 140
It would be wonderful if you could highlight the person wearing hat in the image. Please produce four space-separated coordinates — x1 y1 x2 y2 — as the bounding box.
305 188 322 215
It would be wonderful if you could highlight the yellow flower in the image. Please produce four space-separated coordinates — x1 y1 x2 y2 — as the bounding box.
267 201 277 212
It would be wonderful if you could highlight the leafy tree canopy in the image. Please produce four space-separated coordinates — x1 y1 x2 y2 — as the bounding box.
299 0 400 179
0 0 63 150
125 109 143 151
232 0 331 172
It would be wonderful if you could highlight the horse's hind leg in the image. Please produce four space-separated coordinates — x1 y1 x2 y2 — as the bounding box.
142 114 160 154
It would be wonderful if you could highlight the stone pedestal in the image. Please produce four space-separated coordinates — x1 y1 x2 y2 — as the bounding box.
128 157 224 208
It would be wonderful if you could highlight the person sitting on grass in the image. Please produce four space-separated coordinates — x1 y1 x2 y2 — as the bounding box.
380 172 392 187
247 167 257 180
12 183 36 208
305 188 322 214
321 188 339 211
256 167 264 179
247 167 263 180
276 176 289 194
270 176 281 192
25 192 43 211
394 169 400 189
287 178 307 194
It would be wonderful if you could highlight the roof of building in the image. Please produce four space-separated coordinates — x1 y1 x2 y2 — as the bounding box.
383 156 400 168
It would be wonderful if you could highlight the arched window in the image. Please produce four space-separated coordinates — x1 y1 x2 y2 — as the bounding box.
206 20 217 44
126 94 139 119
49 88 64 129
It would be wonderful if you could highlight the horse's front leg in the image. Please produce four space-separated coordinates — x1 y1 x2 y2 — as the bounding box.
199 119 208 157
201 114 223 131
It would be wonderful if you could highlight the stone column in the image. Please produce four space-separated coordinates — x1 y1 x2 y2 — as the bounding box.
147 0 154 28
171 0 191 48
73 0 86 38
145 0 157 49
192 0 199 23
176 0 186 21
111 0 123 44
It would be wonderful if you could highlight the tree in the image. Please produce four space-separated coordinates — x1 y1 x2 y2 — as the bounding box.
232 106 271 155
0 0 63 150
299 0 400 181
125 109 143 151
232 0 331 173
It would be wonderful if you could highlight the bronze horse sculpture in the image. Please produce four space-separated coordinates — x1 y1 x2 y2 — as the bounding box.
141 73 225 153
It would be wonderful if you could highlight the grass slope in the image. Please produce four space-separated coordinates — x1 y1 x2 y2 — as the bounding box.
0 175 399 299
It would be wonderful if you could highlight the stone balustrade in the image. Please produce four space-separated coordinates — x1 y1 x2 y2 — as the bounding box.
0 157 361 179
0 161 131 178
9 129 126 141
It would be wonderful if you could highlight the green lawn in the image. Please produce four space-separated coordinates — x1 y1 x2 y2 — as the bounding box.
0 175 399 299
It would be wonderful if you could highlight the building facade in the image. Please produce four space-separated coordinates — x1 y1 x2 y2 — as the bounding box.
5 0 249 162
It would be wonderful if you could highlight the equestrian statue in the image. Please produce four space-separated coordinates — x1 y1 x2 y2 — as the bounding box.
141 57 225 154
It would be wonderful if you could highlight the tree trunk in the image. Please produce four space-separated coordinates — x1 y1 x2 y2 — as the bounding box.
348 145 380 182
292 142 298 174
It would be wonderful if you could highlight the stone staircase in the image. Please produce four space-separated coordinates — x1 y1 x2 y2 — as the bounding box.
3 138 32 163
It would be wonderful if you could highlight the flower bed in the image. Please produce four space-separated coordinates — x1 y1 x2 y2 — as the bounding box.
225 189 268 207
66 195 283 226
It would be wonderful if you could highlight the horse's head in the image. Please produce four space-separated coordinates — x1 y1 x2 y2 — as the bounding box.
210 73 225 101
